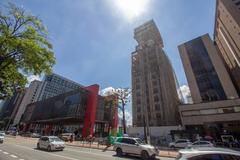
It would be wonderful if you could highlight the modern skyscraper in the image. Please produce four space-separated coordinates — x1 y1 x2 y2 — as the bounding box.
38 73 83 101
12 80 42 125
132 20 180 127
178 34 239 103
214 0 240 95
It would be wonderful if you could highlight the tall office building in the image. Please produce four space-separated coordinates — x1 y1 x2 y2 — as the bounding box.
214 0 240 95
178 34 240 137
38 73 83 101
132 20 180 127
179 34 238 103
12 80 42 125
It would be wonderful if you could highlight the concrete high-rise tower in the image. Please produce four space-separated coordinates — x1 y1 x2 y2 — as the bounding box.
214 0 240 95
132 20 180 127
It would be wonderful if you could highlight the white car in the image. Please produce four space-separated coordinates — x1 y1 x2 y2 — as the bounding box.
60 133 75 142
188 141 214 148
113 137 159 160
0 131 5 136
37 136 65 151
177 147 240 160
169 139 192 148
0 133 4 143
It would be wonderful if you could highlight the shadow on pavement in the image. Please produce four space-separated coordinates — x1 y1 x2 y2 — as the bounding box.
33 148 64 152
112 154 160 160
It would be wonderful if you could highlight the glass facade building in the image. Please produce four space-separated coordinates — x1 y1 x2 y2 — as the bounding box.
185 37 227 101
22 86 118 138
38 73 83 101
179 34 238 103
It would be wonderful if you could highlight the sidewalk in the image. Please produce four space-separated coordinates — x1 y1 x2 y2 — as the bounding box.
65 141 178 158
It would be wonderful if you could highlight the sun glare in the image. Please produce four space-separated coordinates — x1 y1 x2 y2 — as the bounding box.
114 0 150 20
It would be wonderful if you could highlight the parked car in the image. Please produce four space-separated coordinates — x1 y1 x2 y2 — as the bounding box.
31 133 41 138
59 133 74 142
169 139 192 148
176 147 240 160
0 133 4 144
113 137 159 160
188 141 214 148
0 131 5 136
37 136 65 151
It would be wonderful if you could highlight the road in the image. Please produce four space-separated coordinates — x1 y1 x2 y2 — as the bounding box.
0 136 174 160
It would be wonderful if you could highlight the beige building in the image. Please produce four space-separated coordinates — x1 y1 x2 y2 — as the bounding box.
178 34 238 103
214 0 240 95
13 80 42 125
178 34 240 138
132 20 180 127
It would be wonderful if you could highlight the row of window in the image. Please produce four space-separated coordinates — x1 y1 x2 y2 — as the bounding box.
182 106 240 117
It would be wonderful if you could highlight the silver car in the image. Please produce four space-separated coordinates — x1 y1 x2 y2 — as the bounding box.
0 133 4 144
37 136 65 151
169 139 192 148
187 141 214 148
177 147 240 160
113 137 159 160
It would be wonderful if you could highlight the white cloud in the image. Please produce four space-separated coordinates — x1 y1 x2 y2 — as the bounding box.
179 85 192 104
118 109 132 126
27 75 41 83
100 86 115 96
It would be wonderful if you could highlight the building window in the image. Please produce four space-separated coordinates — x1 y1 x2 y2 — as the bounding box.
154 96 159 102
153 88 158 94
156 113 161 119
137 115 141 121
137 99 141 105
155 104 160 110
137 106 141 112
152 81 157 86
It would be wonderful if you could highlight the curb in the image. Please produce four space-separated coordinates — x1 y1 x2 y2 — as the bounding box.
65 143 177 158
65 143 113 151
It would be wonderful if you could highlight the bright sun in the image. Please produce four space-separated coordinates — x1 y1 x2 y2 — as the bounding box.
114 0 150 20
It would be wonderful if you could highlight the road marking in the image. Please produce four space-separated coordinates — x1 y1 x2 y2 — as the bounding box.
19 159 25 160
10 154 18 158
14 145 79 160
64 148 112 158
3 151 9 154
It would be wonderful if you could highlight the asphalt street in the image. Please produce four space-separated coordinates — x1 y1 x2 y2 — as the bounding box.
0 137 175 160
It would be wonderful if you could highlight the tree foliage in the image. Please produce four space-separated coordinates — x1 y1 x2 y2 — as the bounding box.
0 2 55 99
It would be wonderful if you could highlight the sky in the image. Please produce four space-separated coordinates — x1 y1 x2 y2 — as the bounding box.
1 0 216 125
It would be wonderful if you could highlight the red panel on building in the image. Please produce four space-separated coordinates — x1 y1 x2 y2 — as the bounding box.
82 84 99 137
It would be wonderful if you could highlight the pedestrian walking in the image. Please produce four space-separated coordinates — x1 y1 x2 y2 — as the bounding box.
70 134 73 143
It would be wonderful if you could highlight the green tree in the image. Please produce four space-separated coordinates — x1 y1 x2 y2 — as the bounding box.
0 2 55 99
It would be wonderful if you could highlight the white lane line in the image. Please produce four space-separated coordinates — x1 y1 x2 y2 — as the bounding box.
3 151 9 154
19 159 25 160
14 145 79 160
10 154 18 158
65 148 112 158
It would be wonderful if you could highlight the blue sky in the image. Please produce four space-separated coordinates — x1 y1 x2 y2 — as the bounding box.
1 0 216 124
